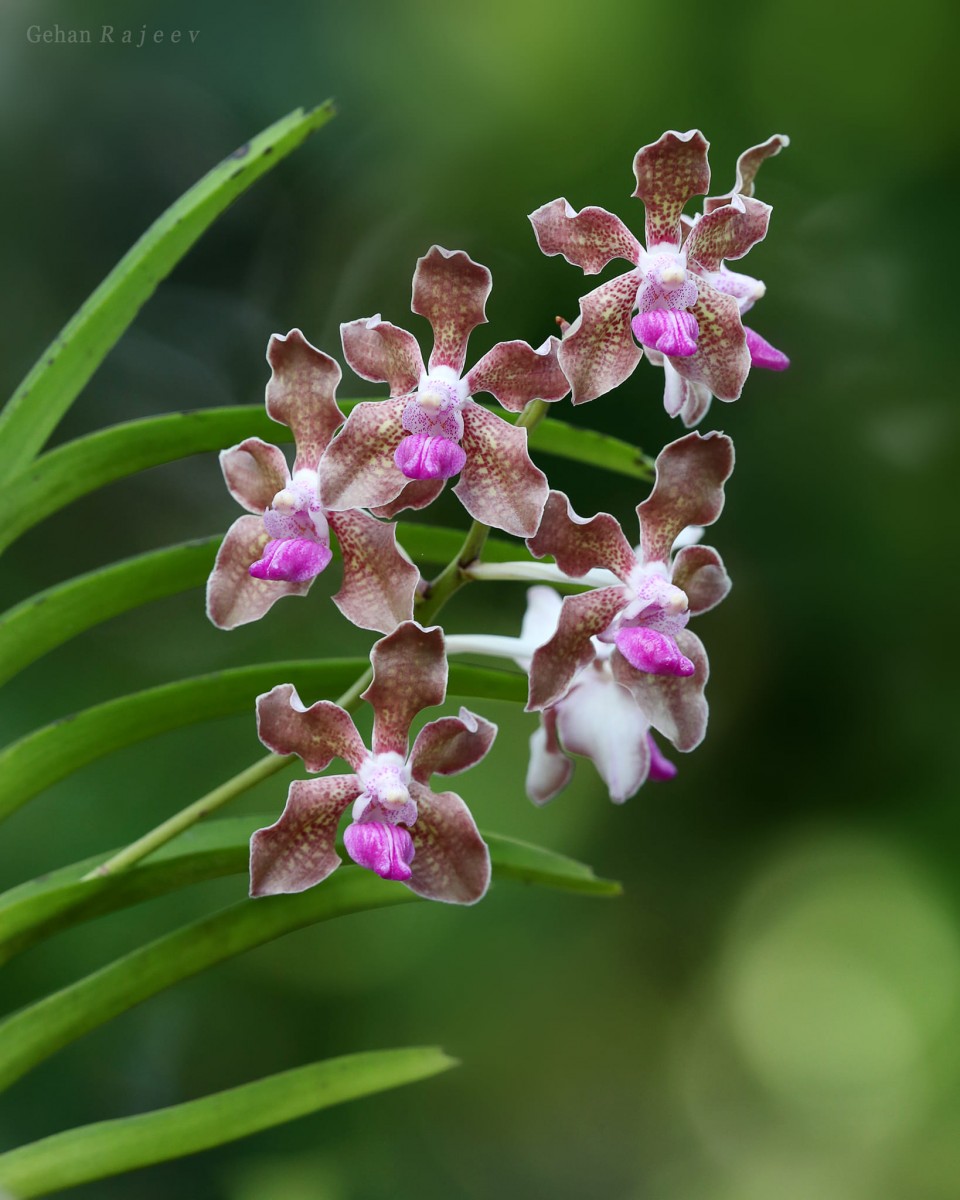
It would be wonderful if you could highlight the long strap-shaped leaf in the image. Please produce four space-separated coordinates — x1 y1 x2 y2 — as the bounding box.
0 846 618 1092
0 103 337 484
0 406 653 555
0 661 526 822
0 1047 454 1198
0 818 619 966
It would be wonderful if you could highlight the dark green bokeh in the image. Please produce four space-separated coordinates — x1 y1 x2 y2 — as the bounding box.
1 0 958 1196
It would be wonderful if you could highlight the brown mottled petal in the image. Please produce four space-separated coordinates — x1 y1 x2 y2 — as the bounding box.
406 781 491 904
220 439 290 513
249 775 361 896
256 684 367 772
611 630 708 751
455 405 548 537
529 198 641 274
317 397 408 512
362 622 447 756
265 330 345 472
527 490 636 582
206 515 311 629
411 246 491 375
527 585 627 711
705 134 791 211
465 337 570 413
340 316 425 398
632 130 711 249
369 476 446 520
327 509 418 634
637 431 735 565
558 270 643 405
671 544 731 615
668 278 750 401
409 706 497 784
526 710 574 806
684 196 771 273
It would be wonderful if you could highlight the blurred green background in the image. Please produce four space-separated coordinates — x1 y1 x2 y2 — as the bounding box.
1 0 959 1196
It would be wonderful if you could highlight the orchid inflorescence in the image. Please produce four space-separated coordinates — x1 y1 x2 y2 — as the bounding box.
208 129 790 906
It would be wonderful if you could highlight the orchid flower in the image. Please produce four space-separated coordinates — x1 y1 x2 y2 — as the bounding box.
206 329 418 633
250 622 495 904
530 130 772 405
523 432 734 761
317 246 569 538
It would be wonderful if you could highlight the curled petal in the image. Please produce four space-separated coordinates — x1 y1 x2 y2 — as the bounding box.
637 431 735 566
249 775 361 896
220 439 290 514
527 490 636 582
395 433 466 480
684 195 771 273
370 476 446 520
256 684 368 772
318 397 408 512
526 711 574 806
668 276 750 401
614 627 695 676
671 544 731 615
661 358 714 427
455 405 548 538
705 134 790 211
206 515 311 630
465 337 570 413
612 630 709 752
529 198 641 274
266 330 344 472
362 622 447 756
647 734 678 781
746 326 790 370
249 537 332 583
406 781 491 904
527 585 628 711
632 130 711 249
411 246 491 375
344 820 415 882
340 316 425 397
558 270 644 405
555 670 652 803
632 309 699 357
328 509 418 635
410 707 497 784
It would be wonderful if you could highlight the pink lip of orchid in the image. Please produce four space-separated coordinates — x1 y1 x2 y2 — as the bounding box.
523 432 734 757
205 328 419 634
316 246 570 538
249 622 496 905
529 130 774 406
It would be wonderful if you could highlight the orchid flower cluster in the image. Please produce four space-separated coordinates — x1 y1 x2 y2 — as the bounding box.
207 130 789 907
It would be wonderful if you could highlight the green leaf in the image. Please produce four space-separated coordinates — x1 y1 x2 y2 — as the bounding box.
0 104 336 485
0 819 620 966
0 406 652 556
0 839 618 1091
0 662 526 823
0 1047 455 1197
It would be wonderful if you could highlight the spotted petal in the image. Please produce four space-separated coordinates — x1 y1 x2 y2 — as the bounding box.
527 490 636 582
370 476 447 520
266 330 344 472
529 198 641 274
327 509 418 635
684 195 771 273
220 439 290 513
256 684 367 772
340 316 424 398
705 134 790 211
465 337 570 413
249 775 362 896
411 246 491 375
559 270 643 405
318 397 408 512
526 710 574 806
527 585 628 711
632 130 711 249
611 629 709 751
671 544 731 615
455 405 548 538
555 668 652 804
362 622 447 756
206 515 311 629
637 431 735 566
667 277 750 401
409 707 497 784
406 781 491 904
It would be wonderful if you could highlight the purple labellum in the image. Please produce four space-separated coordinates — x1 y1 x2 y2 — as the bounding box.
344 819 416 882
646 733 678 781
614 626 696 677
745 326 790 370
631 309 699 357
249 537 333 583
395 433 467 481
